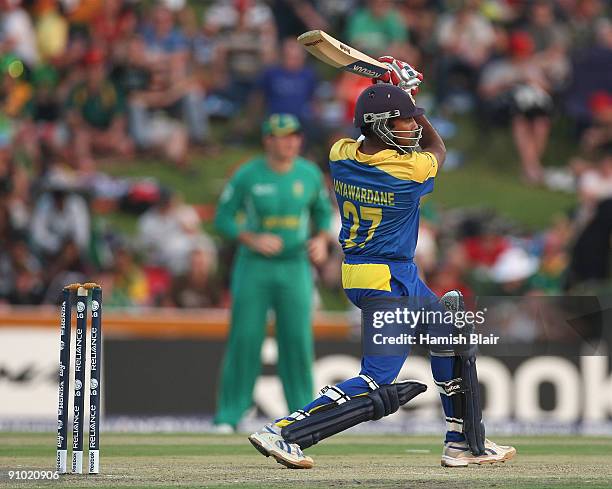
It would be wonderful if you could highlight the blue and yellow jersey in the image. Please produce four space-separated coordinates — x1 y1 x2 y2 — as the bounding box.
329 138 438 262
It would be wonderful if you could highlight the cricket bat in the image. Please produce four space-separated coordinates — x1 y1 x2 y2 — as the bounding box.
297 30 389 78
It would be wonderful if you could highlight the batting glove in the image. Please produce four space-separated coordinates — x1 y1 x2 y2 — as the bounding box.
374 56 423 99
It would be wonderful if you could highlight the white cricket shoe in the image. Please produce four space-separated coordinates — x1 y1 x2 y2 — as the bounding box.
441 438 516 467
248 424 314 469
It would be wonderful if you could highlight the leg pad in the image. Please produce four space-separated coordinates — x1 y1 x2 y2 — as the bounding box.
281 381 427 449
438 290 486 456
460 355 486 455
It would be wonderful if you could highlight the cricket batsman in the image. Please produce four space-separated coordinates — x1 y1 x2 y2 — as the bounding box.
214 114 331 431
248 58 516 468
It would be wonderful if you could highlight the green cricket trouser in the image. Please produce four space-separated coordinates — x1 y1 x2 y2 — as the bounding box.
215 252 314 427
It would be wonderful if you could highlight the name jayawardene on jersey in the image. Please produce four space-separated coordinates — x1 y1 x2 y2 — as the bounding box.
371 333 500 345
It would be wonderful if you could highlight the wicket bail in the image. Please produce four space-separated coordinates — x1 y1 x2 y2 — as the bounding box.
56 282 103 475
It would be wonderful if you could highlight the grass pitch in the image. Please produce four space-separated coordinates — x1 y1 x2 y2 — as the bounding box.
1 433 611 489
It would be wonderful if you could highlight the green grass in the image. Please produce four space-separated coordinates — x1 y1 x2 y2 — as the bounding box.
434 168 574 228
1 433 611 488
104 148 255 206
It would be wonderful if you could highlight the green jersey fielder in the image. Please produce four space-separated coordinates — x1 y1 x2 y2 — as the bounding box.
214 114 332 430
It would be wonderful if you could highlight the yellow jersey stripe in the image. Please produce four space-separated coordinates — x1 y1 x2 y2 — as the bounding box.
329 138 438 183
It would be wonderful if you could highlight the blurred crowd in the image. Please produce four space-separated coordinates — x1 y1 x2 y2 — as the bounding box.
0 0 611 308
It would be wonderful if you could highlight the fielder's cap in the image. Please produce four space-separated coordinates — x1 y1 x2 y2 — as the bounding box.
262 113 301 136
354 84 424 128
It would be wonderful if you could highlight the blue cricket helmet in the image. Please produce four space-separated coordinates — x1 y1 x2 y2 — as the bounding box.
353 84 424 128
353 84 425 153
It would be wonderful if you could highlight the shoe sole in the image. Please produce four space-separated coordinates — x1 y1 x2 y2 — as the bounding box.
441 447 516 467
248 435 314 469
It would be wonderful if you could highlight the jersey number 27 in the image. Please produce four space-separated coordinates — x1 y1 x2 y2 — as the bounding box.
342 202 382 249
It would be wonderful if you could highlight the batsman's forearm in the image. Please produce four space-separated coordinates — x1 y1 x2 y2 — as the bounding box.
415 114 446 168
